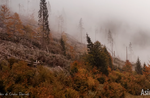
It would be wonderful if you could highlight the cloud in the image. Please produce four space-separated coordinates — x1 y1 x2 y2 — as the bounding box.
1 0 150 64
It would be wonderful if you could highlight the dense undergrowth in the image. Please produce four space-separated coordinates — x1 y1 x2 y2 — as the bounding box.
0 58 150 98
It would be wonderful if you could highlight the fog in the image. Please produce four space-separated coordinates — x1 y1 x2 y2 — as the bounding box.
1 0 150 64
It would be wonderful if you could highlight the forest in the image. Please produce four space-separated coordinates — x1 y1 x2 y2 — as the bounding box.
0 0 150 98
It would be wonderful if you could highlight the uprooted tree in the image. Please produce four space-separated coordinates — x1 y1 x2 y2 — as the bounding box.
38 0 50 47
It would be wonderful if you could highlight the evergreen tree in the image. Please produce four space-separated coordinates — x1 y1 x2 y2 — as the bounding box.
135 57 142 74
103 46 113 70
143 63 146 73
86 34 109 76
38 0 50 45
86 33 93 53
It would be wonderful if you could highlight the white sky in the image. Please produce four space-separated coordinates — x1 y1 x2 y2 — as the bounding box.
1 0 150 64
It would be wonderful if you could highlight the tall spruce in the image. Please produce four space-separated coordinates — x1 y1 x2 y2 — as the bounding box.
86 34 109 76
38 0 50 45
103 46 113 70
143 63 146 73
86 33 93 53
135 57 142 74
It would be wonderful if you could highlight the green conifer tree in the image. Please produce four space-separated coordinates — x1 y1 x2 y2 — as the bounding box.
135 57 142 74
103 46 113 70
143 63 146 73
86 34 109 76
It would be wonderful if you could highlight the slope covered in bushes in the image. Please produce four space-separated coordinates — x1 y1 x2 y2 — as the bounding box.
0 4 150 98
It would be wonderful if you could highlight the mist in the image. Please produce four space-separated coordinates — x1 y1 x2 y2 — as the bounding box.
1 0 150 64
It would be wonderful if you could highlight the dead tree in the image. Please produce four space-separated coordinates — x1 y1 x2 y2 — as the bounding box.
79 18 84 43
38 0 50 47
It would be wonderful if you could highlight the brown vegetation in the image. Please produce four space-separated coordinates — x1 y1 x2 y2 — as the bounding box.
0 5 150 98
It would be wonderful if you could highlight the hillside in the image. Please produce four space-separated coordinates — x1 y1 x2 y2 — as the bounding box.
1 3 150 98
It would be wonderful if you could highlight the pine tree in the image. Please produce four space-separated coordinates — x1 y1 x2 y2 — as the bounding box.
143 63 150 77
86 34 109 76
38 0 50 46
103 46 113 70
135 57 142 74
86 33 93 54
143 63 146 73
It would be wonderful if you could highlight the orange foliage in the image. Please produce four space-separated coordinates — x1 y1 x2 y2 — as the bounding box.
122 60 132 73
143 64 150 77
0 5 13 35
30 84 54 98
11 13 24 35
0 5 24 36
0 5 12 24
101 82 125 98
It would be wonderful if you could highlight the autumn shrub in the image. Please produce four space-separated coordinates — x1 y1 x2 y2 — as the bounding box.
70 61 79 76
133 75 150 94
35 65 55 85
127 82 142 95
144 79 150 89
0 60 10 70
109 73 118 83
0 59 37 95
119 72 150 95
87 77 99 91
30 83 54 98
64 88 79 98
69 61 100 97
30 66 63 98
122 60 132 73
97 75 106 84
108 71 123 83
143 64 150 78
7 57 19 69
72 70 88 94
30 65 79 98
101 82 125 98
